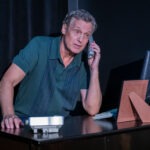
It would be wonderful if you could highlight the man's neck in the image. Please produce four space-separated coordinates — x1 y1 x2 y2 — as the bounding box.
60 43 75 67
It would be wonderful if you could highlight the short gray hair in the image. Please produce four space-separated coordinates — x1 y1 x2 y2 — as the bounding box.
63 9 97 33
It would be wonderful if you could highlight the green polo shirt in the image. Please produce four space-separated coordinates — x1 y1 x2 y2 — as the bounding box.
13 36 89 117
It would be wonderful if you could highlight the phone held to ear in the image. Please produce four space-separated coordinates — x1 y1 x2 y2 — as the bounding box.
88 36 95 59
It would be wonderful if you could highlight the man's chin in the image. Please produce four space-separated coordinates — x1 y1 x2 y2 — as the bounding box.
72 49 83 54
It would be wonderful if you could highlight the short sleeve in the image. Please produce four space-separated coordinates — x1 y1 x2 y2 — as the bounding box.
13 37 40 73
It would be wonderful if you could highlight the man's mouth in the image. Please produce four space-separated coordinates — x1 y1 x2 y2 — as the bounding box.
74 44 82 49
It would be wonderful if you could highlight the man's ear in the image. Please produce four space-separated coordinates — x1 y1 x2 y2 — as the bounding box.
61 24 67 35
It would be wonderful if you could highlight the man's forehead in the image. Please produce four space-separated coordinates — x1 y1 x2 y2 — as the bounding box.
69 18 93 32
70 18 91 26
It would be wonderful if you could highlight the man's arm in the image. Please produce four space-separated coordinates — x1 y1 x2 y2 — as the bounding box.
0 63 26 128
81 71 102 115
81 42 102 116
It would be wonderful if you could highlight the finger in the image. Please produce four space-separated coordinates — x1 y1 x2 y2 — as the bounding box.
8 117 14 129
14 118 23 128
94 45 101 52
4 118 11 129
94 46 101 56
92 50 100 58
91 43 100 50
1 120 5 128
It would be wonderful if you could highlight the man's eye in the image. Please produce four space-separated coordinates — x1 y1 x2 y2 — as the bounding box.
75 30 81 34
85 34 90 37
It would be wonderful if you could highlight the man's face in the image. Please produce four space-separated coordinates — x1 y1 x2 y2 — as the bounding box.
62 18 93 54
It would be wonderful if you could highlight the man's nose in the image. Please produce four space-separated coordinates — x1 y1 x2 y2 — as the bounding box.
78 34 84 42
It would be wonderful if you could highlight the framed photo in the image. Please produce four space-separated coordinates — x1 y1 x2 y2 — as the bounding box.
117 80 149 123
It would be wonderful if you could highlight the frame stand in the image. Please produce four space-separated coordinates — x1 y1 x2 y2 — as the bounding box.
117 80 149 123
129 92 150 122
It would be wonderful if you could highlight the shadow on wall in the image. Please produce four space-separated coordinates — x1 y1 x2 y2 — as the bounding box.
101 59 144 112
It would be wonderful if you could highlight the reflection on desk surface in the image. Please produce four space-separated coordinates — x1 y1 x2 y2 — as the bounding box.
1 115 150 142
117 120 150 130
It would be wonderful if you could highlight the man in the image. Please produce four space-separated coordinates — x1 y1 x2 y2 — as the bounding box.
0 9 102 129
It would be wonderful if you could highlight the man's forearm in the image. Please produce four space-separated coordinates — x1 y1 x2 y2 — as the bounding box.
0 79 24 129
0 79 15 117
84 70 102 115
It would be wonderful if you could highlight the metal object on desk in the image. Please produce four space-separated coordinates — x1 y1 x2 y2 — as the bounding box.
27 116 64 134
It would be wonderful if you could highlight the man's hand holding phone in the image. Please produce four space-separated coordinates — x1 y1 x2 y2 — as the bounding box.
88 36 101 71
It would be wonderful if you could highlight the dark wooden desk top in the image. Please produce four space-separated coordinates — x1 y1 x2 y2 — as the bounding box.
1 115 150 145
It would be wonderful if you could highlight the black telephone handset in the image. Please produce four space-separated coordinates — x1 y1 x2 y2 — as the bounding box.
88 36 95 59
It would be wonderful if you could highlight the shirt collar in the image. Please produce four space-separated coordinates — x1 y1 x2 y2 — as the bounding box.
49 36 83 68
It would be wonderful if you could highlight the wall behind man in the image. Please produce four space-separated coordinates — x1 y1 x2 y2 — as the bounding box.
78 0 150 110
0 0 68 79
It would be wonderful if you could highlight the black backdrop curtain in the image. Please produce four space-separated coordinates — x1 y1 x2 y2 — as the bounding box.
0 0 68 78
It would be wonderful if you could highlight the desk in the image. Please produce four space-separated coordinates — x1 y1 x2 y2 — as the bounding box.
0 116 150 150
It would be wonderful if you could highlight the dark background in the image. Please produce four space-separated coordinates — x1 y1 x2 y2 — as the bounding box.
1 0 150 112
0 0 68 77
